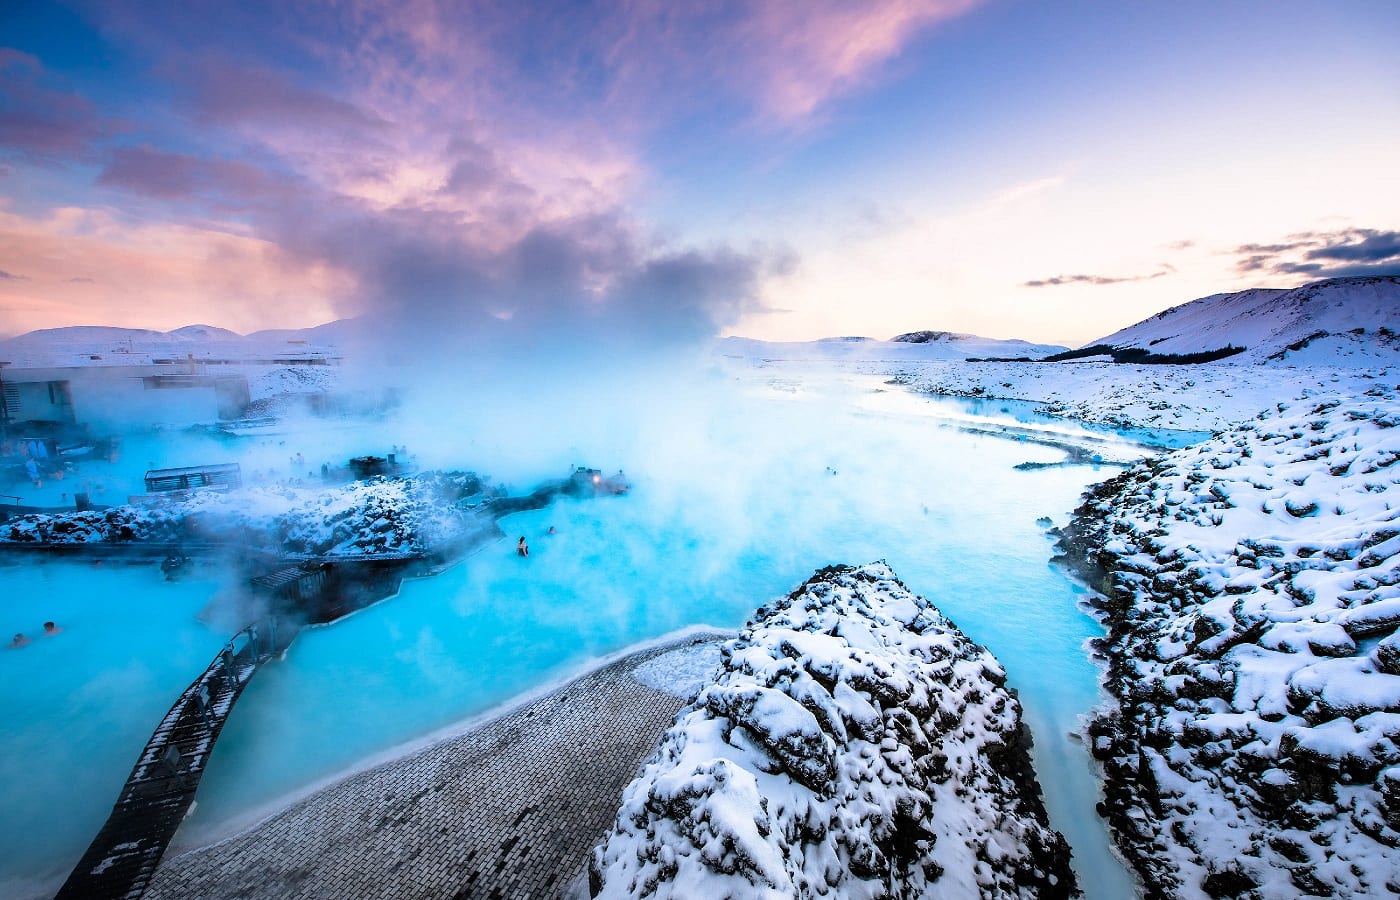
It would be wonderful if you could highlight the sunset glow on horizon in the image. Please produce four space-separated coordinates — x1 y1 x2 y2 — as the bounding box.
1 0 1397 346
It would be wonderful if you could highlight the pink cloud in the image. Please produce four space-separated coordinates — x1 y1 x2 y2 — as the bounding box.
3 3 795 344
735 0 985 121
0 206 348 336
599 0 986 125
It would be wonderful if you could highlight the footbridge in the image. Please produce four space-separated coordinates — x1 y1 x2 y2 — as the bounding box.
54 619 290 900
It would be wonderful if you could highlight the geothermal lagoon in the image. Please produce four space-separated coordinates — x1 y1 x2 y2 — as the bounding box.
0 367 1179 899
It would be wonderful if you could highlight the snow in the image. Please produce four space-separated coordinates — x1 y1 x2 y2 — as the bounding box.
1061 389 1400 897
589 563 1075 899
21 270 1398 897
632 643 725 699
888 359 1396 434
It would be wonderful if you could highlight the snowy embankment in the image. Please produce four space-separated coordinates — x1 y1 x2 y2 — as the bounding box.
1057 389 1400 897
885 360 1391 434
1 472 493 556
589 562 1076 899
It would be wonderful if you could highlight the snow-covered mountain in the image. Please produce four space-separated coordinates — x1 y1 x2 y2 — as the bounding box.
717 331 1067 362
1087 276 1400 364
0 321 346 368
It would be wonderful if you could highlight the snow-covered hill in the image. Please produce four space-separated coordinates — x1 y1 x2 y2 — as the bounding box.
1088 276 1400 365
717 331 1067 362
0 321 345 368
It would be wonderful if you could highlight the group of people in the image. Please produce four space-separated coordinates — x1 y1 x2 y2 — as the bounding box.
9 621 61 648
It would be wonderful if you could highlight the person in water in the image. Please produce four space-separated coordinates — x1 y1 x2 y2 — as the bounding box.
43 621 61 635
9 633 30 648
517 536 529 557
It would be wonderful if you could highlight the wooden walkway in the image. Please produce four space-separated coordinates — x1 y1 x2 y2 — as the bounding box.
55 620 287 900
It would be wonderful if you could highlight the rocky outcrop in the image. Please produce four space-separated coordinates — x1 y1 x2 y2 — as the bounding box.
2 471 492 556
1058 389 1400 898
589 562 1076 899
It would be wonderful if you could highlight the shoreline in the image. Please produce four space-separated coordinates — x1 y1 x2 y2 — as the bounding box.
166 623 738 858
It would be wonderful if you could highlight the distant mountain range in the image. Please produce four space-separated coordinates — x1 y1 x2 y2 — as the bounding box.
716 332 1069 362
721 277 1399 367
0 321 350 368
4 276 1395 370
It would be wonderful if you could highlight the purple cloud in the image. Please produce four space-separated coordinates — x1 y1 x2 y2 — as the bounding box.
1024 265 1175 289
0 49 110 160
97 145 299 207
187 61 387 135
1232 228 1400 280
6 2 800 356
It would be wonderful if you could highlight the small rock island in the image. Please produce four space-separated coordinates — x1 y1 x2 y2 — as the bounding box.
589 562 1077 898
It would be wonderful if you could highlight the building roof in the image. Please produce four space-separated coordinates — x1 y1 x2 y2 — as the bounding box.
143 463 242 479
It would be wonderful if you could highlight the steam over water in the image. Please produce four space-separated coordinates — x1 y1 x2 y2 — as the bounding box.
0 364 1151 898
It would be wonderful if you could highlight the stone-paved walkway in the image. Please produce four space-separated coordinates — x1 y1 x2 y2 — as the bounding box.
145 634 727 900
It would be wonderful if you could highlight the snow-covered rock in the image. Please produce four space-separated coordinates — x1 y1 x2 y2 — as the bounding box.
1057 389 1400 898
1 471 493 557
589 562 1076 899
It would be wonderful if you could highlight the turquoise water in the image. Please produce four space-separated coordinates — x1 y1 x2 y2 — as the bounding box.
0 372 1171 897
939 394 1214 448
0 563 228 897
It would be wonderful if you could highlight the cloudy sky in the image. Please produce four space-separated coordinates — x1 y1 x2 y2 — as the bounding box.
1 0 1397 345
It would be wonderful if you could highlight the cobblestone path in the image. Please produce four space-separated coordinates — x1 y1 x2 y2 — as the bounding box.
145 635 726 900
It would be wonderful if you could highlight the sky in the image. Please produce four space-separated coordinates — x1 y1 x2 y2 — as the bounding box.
1 0 1398 347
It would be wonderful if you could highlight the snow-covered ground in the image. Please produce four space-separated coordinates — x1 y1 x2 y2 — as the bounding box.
1057 389 1400 898
887 359 1392 434
631 642 725 699
590 562 1075 899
